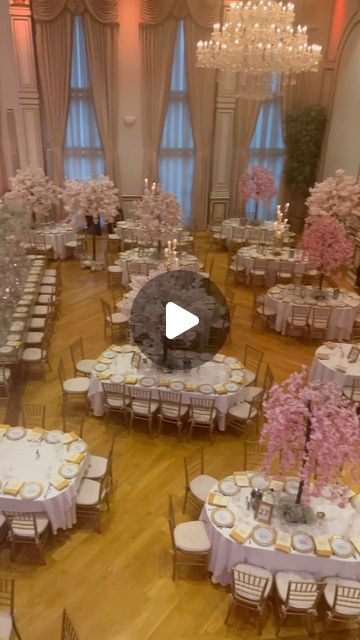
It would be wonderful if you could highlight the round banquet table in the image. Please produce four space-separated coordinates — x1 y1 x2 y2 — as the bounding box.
201 475 360 586
32 224 76 260
88 348 255 431
115 221 183 247
221 219 275 243
0 429 89 534
234 246 309 286
264 285 360 340
309 342 360 390
117 248 201 287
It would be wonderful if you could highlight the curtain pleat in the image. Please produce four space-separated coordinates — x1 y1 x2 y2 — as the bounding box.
230 99 260 216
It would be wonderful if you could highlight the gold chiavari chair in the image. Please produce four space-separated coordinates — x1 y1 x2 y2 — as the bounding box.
61 609 79 640
128 387 159 437
57 358 90 408
323 578 360 636
183 447 217 514
243 441 267 471
4 512 50 564
21 402 46 429
76 463 111 534
188 397 217 443
225 564 273 634
102 383 131 429
244 344 264 385
274 573 325 637
286 305 310 338
0 576 23 639
100 298 128 341
157 390 188 440
62 408 86 438
69 337 96 377
84 436 116 485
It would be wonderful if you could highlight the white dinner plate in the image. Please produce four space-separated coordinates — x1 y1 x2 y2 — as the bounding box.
249 473 269 490
0 346 13 354
6 426 26 440
111 374 125 384
284 477 300 496
140 376 155 387
292 532 315 554
330 536 354 559
94 363 108 372
68 440 87 454
210 508 235 528
199 384 214 395
59 462 79 480
119 344 135 353
218 479 238 496
19 481 43 500
45 430 63 444
170 380 185 391
102 351 116 359
224 382 239 393
224 357 237 366
251 525 276 547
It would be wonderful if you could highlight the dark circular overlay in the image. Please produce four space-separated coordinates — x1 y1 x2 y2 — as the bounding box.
129 270 230 371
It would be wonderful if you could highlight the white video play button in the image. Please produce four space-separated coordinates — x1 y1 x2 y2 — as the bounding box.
165 302 199 340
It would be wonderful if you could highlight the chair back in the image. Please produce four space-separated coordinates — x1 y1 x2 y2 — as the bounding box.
253 259 266 271
62 409 85 437
279 261 293 275
291 305 310 323
21 403 46 429
244 441 267 470
130 387 152 405
0 367 10 400
57 358 66 388
190 396 216 422
249 229 261 243
184 447 204 485
263 365 274 397
61 609 79 640
311 307 331 328
69 337 84 369
167 495 177 550
102 383 129 407
333 584 360 617
233 227 245 242
128 262 142 277
159 390 183 420
244 345 264 379
4 512 40 542
285 580 324 611
0 577 14 615
351 378 360 401
232 568 269 604
100 298 112 321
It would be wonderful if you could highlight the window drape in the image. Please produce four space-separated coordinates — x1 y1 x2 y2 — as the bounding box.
230 99 260 216
139 0 221 27
32 0 118 24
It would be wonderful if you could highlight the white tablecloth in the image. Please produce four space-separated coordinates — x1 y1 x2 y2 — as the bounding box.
264 285 360 340
115 222 183 247
201 477 360 586
235 246 309 286
117 249 200 287
221 220 276 243
88 351 253 430
0 430 88 533
33 226 76 260
309 342 360 389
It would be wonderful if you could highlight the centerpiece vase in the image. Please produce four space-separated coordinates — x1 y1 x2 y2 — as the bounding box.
282 411 314 524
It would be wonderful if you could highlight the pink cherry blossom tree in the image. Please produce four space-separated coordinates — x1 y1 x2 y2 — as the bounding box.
260 370 360 508
5 165 59 224
306 169 360 226
238 165 277 220
133 184 183 237
300 215 353 289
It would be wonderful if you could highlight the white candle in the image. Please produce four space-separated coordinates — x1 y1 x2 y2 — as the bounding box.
144 178 148 189
151 182 156 194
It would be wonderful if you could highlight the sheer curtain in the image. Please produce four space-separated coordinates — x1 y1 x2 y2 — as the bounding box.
246 76 285 221
159 21 195 227
63 16 105 180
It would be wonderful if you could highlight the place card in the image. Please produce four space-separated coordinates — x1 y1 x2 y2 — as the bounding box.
124 375 137 384
4 481 24 496
269 479 284 492
275 531 292 553
233 473 249 487
50 474 70 491
214 384 227 394
314 535 332 557
208 493 229 507
229 523 252 543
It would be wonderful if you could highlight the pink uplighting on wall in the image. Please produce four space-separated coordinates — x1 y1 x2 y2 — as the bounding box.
328 0 347 61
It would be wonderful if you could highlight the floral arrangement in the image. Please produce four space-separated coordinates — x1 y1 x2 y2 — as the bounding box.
300 215 353 287
238 165 277 219
306 169 360 224
260 370 360 507
133 183 183 235
5 165 58 223
62 175 119 261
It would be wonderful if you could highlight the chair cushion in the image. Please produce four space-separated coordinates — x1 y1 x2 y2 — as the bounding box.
288 318 307 327
22 348 44 362
63 377 90 394
38 295 53 304
174 520 211 553
233 563 273 600
29 317 46 329
228 402 256 420
160 403 188 419
25 332 43 344
41 277 56 285
76 479 101 506
107 396 130 408
108 266 122 273
324 577 360 615
108 234 119 240
191 409 216 424
32 305 48 316
131 400 159 415
109 312 127 324
0 611 13 639
275 571 316 608
84 455 107 479
76 359 97 375
44 269 56 276
251 270 265 276
12 513 49 537
243 369 256 386
65 240 77 248
189 474 217 502
245 387 263 402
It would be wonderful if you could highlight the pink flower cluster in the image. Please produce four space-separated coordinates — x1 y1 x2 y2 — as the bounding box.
5 165 59 222
133 185 182 233
260 369 360 506
62 176 119 226
238 165 277 207
300 215 353 275
306 169 360 224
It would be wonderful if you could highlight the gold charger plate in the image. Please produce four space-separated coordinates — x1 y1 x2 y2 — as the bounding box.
251 524 276 547
210 507 235 528
329 536 354 559
19 481 44 500
291 531 315 554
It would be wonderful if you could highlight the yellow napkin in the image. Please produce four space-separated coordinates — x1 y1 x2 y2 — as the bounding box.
208 493 229 507
314 535 332 557
66 452 85 464
214 384 227 395
275 531 292 553
230 375 246 384
158 379 170 387
230 523 252 543
185 383 197 392
61 432 79 444
6 341 21 348
125 375 137 384
269 479 284 492
50 474 69 491
4 481 24 496
234 473 249 487
0 424 10 431
230 364 243 371
213 353 225 363
97 370 113 380
97 356 112 364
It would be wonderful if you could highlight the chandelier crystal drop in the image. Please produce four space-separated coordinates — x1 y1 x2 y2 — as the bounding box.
196 1 322 100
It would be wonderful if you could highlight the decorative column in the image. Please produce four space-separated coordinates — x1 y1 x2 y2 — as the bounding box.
209 70 237 224
8 0 44 169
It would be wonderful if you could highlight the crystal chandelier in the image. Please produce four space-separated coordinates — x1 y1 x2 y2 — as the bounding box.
196 1 322 100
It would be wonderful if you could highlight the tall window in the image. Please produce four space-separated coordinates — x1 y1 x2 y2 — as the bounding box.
159 21 195 227
63 16 104 180
246 76 285 220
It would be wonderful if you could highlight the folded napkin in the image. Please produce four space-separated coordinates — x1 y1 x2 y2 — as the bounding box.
50 474 70 491
230 364 243 371
324 341 337 349
229 523 252 543
66 452 85 464
185 383 197 392
125 375 137 384
208 493 229 507
317 353 330 360
158 379 170 387
314 535 331 557
4 481 24 496
213 353 225 363
233 473 249 487
214 384 227 395
97 370 113 380
62 432 79 444
97 356 113 364
275 531 292 553
230 376 246 385
335 365 347 373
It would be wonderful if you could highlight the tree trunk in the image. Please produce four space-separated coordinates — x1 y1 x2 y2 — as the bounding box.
254 201 259 221
296 409 312 505
319 272 324 290
92 225 96 261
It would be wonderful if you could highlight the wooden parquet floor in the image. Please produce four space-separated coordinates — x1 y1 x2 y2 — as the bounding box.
2 234 355 639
